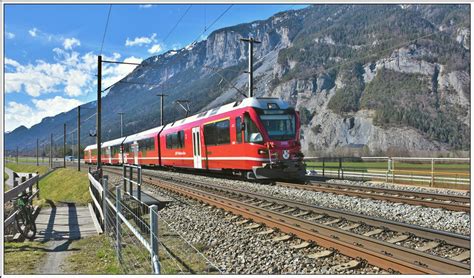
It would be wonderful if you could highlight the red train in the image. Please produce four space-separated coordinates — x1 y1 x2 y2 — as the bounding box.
84 97 306 179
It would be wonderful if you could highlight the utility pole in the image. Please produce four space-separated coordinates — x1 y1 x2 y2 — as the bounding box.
77 105 81 171
97 55 102 176
50 133 53 168
63 123 66 168
36 138 39 166
118 112 124 137
240 37 261 98
157 94 168 126
16 146 18 164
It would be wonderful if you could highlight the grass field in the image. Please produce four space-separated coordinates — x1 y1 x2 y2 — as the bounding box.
5 163 50 176
64 235 121 274
4 241 48 274
36 168 91 206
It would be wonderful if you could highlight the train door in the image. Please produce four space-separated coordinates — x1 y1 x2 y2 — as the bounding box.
192 127 202 168
119 145 123 164
107 147 112 164
132 141 139 165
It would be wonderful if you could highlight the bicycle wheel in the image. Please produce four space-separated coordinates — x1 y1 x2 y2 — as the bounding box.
15 209 36 240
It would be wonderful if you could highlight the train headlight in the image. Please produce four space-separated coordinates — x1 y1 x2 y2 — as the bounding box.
258 149 269 155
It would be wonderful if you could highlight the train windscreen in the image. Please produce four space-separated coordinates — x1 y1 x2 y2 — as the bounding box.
259 112 296 141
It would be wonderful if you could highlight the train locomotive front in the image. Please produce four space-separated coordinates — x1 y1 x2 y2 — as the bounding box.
242 98 306 180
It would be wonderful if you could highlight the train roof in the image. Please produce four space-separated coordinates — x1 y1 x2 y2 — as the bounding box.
84 97 291 149
162 97 290 131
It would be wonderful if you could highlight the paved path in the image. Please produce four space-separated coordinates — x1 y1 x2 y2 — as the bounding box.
35 203 98 274
4 167 15 189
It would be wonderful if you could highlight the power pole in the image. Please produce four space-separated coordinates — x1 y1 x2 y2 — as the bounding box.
118 112 124 137
63 123 66 168
36 138 39 166
240 37 261 98
157 94 168 126
50 133 53 168
77 105 81 171
97 55 102 176
16 146 18 164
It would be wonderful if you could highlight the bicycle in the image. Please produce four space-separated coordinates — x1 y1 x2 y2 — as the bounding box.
13 192 37 240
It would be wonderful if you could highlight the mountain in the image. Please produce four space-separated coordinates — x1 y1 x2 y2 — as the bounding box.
5 4 470 157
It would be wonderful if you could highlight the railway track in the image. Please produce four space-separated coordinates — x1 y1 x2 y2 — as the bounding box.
103 167 470 274
277 181 470 212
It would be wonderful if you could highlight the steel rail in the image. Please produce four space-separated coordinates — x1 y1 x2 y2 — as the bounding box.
146 177 469 274
311 181 470 203
277 181 470 212
103 167 469 248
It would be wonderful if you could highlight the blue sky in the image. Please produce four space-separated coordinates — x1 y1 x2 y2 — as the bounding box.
4 4 307 132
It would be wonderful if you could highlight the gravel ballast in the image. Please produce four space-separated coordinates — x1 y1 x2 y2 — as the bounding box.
106 171 387 274
143 169 470 236
327 179 470 197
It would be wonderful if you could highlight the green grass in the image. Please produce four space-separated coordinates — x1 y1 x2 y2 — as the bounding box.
5 163 49 176
64 235 121 274
4 241 48 274
36 168 91 206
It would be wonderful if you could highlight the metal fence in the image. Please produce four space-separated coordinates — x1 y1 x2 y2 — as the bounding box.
88 167 222 274
304 156 470 189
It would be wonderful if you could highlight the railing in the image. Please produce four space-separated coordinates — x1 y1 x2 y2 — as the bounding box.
304 157 470 189
4 173 40 229
123 164 142 201
88 169 160 274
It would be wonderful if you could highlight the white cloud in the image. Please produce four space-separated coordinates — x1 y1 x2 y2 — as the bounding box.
139 4 152 8
6 32 15 39
28 27 38 37
102 56 143 89
125 33 157 47
147 44 162 54
5 97 83 132
5 49 94 97
5 46 142 130
63 37 81 50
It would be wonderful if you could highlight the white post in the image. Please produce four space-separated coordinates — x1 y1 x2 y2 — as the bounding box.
116 186 122 260
150 205 160 274
102 176 108 234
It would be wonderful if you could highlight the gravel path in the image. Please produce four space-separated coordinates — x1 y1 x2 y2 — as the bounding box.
144 169 470 235
327 179 470 196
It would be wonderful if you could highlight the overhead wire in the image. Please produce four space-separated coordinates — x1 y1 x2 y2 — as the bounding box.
163 5 193 43
99 5 113 55
192 5 233 44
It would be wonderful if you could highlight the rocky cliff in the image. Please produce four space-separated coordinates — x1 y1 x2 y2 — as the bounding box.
6 4 470 156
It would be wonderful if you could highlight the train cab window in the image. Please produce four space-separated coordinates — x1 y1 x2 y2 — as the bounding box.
244 114 263 144
236 117 242 143
204 119 230 146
